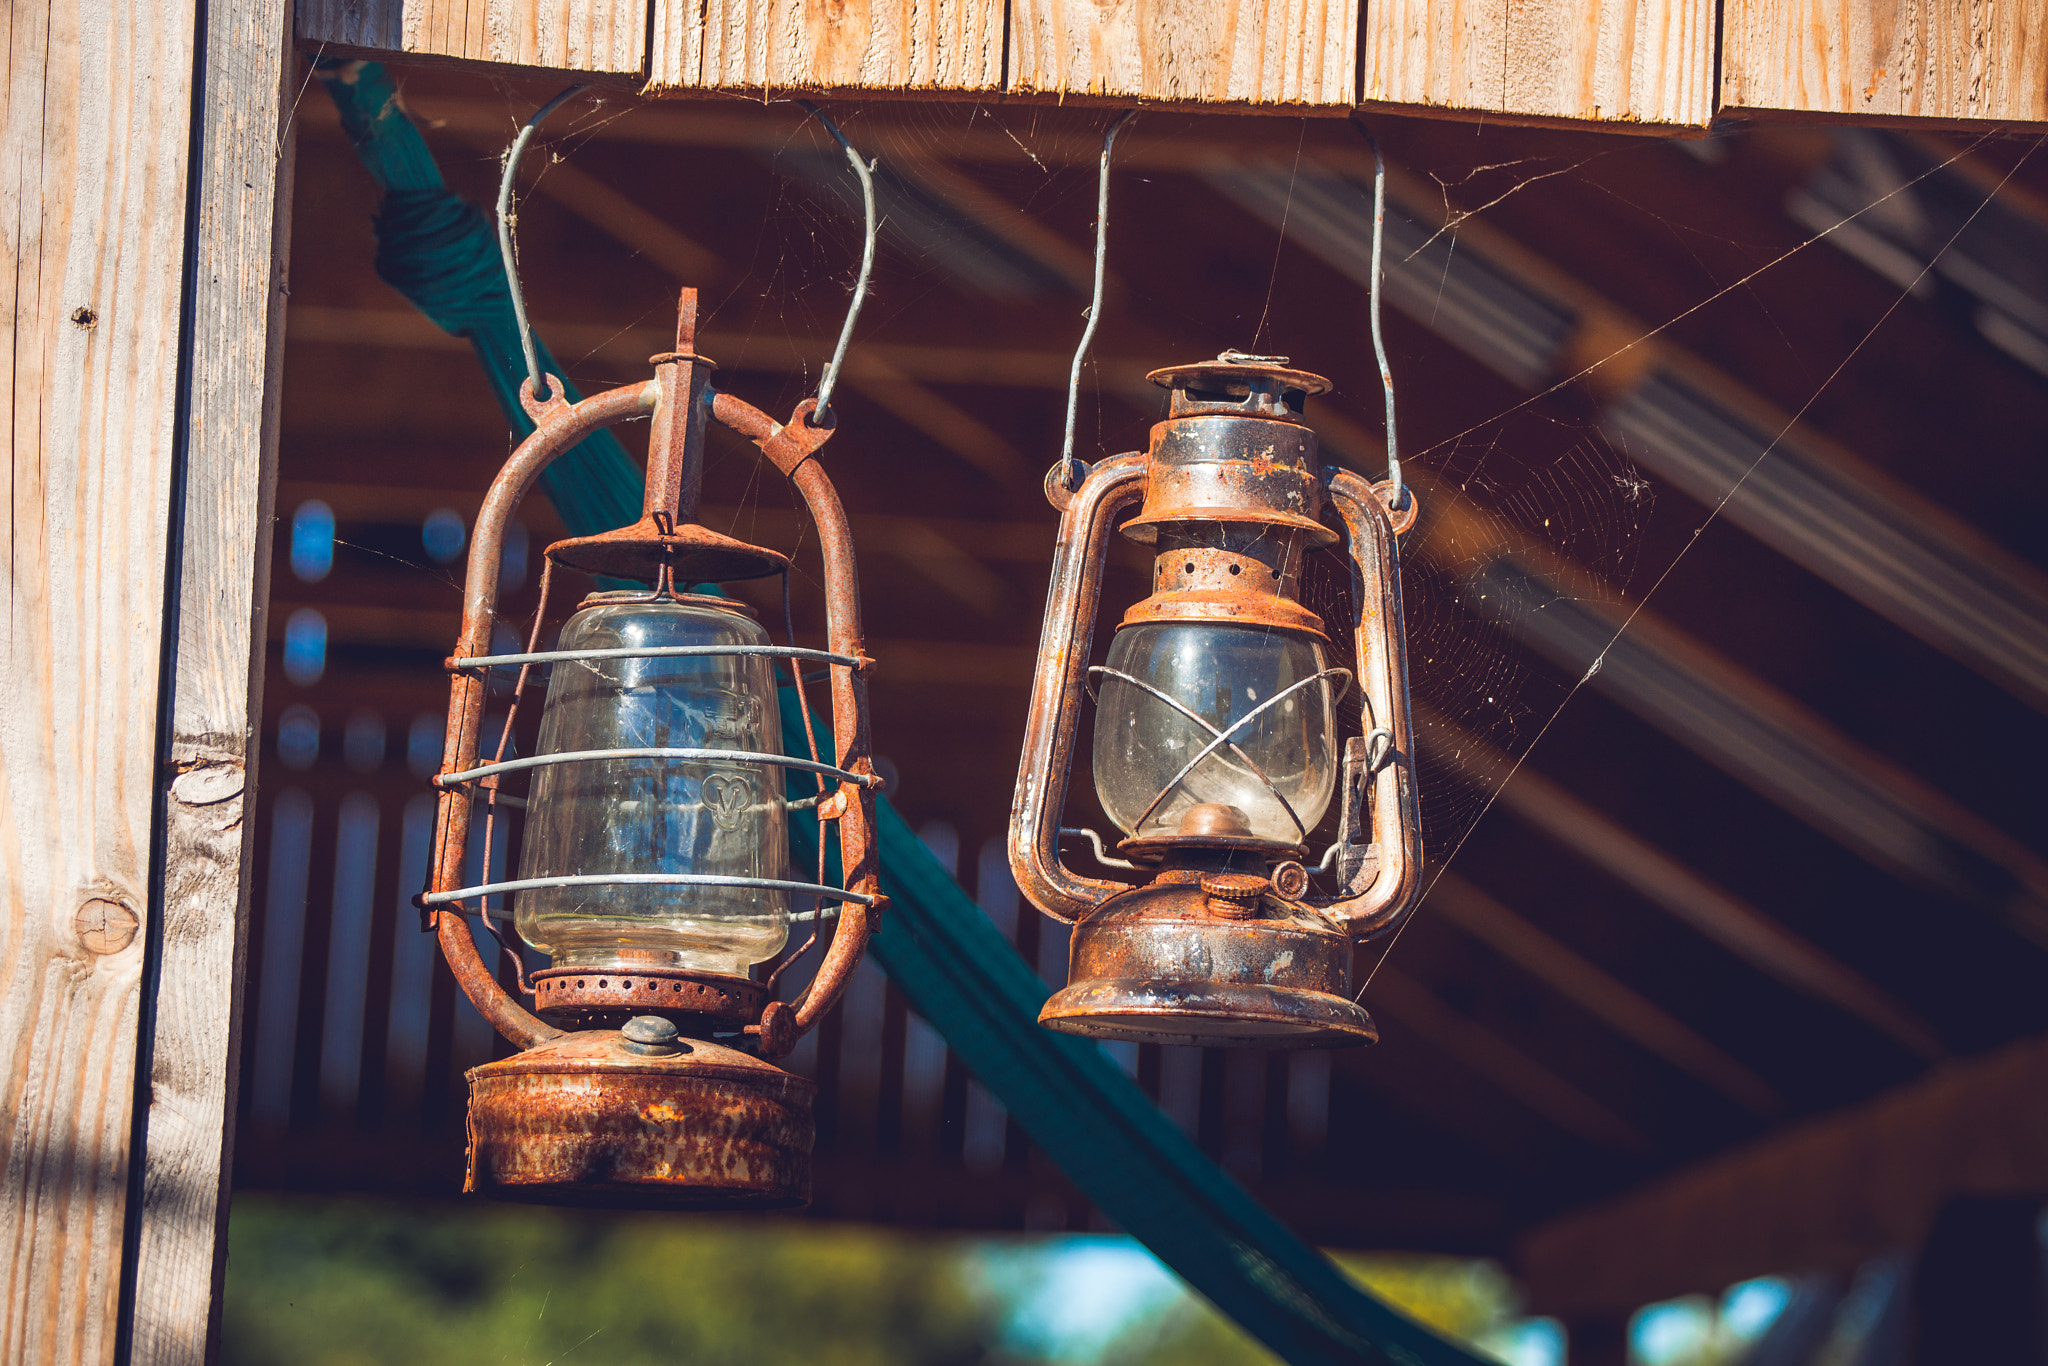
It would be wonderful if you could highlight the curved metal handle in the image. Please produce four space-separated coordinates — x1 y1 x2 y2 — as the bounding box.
428 376 881 1057
1007 455 1149 923
430 377 659 1051
1315 469 1423 939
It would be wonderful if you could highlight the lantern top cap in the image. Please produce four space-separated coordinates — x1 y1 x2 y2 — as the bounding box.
1147 352 1332 401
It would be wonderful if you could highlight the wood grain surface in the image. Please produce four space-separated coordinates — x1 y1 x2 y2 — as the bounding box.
0 1 196 1361
649 0 1003 94
1722 0 2048 123
1004 0 1356 107
124 0 294 1361
296 0 647 76
1362 0 1715 128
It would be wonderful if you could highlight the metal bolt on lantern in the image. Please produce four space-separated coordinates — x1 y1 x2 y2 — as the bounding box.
1008 353 1423 1047
418 287 884 1206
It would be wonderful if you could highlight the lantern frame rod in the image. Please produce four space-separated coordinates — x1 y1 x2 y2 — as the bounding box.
436 746 879 788
451 642 863 670
422 872 879 908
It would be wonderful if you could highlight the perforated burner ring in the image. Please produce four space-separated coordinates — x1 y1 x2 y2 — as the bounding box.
531 966 768 1029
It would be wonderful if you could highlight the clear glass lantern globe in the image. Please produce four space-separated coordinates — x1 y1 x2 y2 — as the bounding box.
514 592 790 977
1092 621 1338 845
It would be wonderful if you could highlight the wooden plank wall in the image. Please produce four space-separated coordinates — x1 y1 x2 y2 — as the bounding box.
0 1 198 1361
651 0 1005 97
1005 0 1357 108
1360 0 1717 128
1721 0 2048 125
297 0 647 77
301 0 2048 129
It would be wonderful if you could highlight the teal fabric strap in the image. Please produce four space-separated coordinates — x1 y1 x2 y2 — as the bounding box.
780 693 1482 1366
317 63 1483 1365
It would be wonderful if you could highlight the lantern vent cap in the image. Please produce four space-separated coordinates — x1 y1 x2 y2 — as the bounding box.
1148 352 1332 422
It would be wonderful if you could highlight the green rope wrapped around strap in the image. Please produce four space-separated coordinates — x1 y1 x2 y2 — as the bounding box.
316 62 1484 1366
318 60 641 539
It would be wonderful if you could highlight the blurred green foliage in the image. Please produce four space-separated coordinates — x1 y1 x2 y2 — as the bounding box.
222 1195 1526 1366
223 1195 1001 1366
1098 1254 1522 1365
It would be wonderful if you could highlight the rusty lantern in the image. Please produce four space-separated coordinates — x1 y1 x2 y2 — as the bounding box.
420 289 882 1208
1009 353 1422 1048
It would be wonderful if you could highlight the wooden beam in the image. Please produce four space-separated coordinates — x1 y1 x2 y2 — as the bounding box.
1427 872 1782 1116
1005 0 1357 108
649 0 1004 96
1519 1031 2048 1317
276 484 1063 561
1 0 197 1358
1415 704 1945 1063
271 597 1047 686
1404 467 2048 949
126 1 295 1359
444 125 723 283
1366 968 1648 1151
296 0 648 77
1721 0 2048 126
1360 0 1715 130
286 304 1104 390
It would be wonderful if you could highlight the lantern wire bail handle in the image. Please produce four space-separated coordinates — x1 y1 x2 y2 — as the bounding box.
1348 113 1406 516
795 100 878 427
1056 109 1136 496
497 83 590 405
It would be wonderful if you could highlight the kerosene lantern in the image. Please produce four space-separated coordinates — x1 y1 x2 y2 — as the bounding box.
1009 354 1422 1047
420 288 882 1206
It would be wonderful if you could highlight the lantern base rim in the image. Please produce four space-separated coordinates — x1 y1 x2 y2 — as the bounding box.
465 1029 814 1210
1040 977 1378 1048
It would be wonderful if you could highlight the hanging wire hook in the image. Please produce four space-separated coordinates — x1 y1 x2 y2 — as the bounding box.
497 84 589 404
1056 109 1137 494
1348 114 1406 513
795 101 878 425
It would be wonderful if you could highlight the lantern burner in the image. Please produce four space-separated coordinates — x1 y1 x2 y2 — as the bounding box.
528 966 769 1031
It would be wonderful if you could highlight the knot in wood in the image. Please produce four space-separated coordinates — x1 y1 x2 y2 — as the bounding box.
76 897 139 955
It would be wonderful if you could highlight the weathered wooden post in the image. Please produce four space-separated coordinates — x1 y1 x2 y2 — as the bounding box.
0 1 293 1361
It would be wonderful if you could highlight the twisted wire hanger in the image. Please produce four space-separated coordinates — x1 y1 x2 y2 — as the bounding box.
1055 109 1136 495
495 90 880 428
795 101 879 425
497 84 588 404
1348 113 1406 513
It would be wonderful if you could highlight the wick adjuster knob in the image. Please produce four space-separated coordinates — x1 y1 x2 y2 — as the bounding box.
620 1015 683 1055
1200 873 1268 920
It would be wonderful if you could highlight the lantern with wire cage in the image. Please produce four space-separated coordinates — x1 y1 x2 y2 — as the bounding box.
419 288 884 1207
1008 353 1423 1047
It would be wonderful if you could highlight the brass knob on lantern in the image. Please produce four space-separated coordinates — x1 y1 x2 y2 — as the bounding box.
1200 873 1268 919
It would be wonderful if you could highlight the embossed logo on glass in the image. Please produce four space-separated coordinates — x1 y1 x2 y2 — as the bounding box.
700 772 753 831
